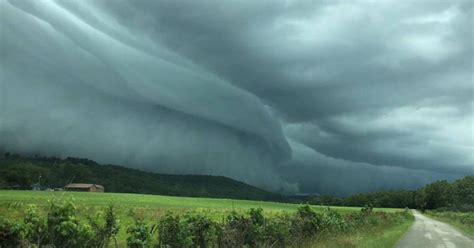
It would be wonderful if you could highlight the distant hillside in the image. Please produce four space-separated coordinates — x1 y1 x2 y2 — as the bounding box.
0 153 282 201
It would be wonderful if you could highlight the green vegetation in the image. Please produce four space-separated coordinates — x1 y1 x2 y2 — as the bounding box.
7 153 474 246
306 212 414 248
308 176 474 212
0 193 412 247
1 154 471 212
0 190 400 220
425 211 474 237
0 154 280 201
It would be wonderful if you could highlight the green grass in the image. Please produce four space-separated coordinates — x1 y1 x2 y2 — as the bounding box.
0 190 401 213
0 190 401 221
0 190 386 226
303 212 414 248
425 211 474 238
356 215 414 248
0 190 407 247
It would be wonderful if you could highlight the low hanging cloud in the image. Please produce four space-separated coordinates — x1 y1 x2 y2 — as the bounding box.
0 0 472 194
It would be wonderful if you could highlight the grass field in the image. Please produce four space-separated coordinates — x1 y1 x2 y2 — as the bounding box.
0 190 411 247
0 190 401 212
0 190 400 220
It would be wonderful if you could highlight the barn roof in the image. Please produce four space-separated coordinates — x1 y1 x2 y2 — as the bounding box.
65 183 104 189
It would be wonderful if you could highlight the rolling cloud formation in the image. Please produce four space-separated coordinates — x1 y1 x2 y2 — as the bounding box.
1 0 473 194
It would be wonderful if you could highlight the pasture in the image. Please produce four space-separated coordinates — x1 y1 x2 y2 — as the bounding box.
0 190 401 214
0 190 401 223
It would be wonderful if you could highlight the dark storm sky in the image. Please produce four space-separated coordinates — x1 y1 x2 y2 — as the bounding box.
1 0 472 195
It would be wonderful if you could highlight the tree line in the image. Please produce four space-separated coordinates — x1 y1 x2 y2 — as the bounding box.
307 176 474 211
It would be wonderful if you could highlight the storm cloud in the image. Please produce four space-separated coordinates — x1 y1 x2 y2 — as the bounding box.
0 0 472 194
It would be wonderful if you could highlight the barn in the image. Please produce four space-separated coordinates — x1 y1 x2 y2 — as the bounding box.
64 183 104 192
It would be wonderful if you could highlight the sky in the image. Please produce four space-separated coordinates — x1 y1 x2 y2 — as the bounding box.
0 0 473 195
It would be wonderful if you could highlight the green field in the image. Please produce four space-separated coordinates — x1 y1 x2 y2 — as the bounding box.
0 190 401 222
0 190 412 247
0 190 401 213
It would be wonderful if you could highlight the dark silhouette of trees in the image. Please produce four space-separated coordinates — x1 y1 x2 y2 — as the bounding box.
0 154 281 201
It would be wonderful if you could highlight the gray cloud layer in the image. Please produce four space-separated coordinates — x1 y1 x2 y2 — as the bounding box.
1 0 472 194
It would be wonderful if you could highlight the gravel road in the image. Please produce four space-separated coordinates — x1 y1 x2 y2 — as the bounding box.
396 210 473 248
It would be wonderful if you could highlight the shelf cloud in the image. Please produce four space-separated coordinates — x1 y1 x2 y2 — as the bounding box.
1 0 472 194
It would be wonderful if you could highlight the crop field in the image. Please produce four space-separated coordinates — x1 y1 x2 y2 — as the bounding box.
0 190 411 247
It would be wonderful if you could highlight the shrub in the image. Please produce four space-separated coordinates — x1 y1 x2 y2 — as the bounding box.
23 204 48 246
245 208 265 246
248 208 264 226
218 209 292 247
261 213 291 247
321 209 348 232
46 199 94 247
3 200 123 248
361 204 374 214
182 213 218 248
47 198 76 245
0 217 23 248
55 219 94 247
157 212 219 248
127 219 155 248
291 205 323 239
218 211 250 247
104 204 121 247
88 204 121 248
157 212 191 248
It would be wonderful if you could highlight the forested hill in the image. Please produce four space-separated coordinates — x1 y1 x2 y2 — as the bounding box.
0 154 282 201
3 153 471 209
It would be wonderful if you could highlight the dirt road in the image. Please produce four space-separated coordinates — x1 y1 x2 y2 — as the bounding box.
396 210 473 248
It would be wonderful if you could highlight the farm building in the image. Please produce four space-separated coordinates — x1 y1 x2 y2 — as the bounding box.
64 183 104 192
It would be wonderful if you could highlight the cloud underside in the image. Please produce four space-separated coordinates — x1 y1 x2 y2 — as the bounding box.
1 0 472 194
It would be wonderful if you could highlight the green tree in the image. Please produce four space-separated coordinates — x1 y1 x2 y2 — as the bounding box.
424 180 452 209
